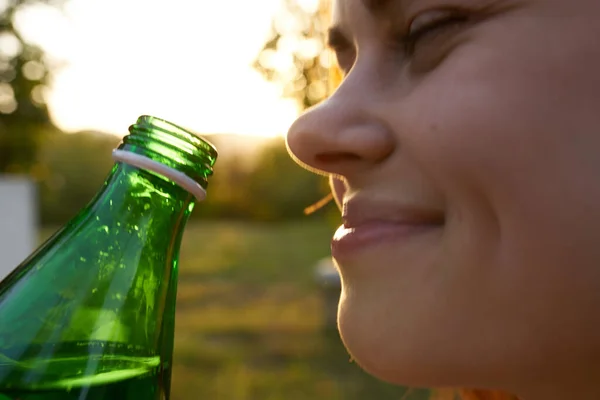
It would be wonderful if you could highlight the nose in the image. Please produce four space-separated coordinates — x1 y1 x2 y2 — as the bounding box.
286 76 396 179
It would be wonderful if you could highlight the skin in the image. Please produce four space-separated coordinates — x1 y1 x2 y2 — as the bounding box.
285 0 600 399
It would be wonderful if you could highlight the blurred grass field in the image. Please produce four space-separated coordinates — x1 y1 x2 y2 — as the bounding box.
41 220 430 400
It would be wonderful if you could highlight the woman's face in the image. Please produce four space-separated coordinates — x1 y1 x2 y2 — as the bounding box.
287 0 600 394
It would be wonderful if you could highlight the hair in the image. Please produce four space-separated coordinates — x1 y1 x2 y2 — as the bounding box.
457 390 520 400
321 2 521 400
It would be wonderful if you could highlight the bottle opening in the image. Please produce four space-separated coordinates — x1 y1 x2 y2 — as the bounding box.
113 115 218 197
133 116 217 161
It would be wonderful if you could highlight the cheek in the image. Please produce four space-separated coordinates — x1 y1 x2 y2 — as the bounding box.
414 56 600 272
407 17 600 240
409 8 600 185
403 23 600 351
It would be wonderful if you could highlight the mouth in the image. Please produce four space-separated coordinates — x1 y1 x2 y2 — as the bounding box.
331 198 445 260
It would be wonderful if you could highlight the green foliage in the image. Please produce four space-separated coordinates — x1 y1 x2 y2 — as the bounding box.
202 138 327 222
38 131 120 224
0 0 63 173
37 132 332 224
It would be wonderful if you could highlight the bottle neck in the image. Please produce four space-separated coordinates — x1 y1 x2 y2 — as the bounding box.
77 161 194 347
111 149 207 201
88 161 197 230
0 159 197 350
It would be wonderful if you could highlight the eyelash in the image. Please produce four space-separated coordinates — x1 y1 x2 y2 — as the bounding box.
401 11 469 55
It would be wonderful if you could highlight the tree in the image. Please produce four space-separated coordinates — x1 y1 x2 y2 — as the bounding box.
253 0 333 111
254 0 341 221
0 0 63 173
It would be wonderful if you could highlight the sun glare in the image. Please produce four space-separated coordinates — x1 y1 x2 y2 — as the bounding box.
13 0 301 138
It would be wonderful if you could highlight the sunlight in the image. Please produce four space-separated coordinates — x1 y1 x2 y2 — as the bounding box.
13 0 300 138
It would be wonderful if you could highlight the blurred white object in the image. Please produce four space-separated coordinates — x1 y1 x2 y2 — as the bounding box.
0 176 37 281
314 257 341 329
315 257 341 286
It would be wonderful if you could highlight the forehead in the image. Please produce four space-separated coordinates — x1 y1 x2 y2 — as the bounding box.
331 0 405 42
332 0 370 22
333 0 391 14
333 0 600 20
355 0 391 12
332 0 409 18
332 0 410 28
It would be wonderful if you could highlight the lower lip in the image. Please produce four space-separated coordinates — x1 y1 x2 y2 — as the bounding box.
331 222 442 260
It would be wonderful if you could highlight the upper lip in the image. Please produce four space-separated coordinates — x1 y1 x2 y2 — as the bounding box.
342 198 445 229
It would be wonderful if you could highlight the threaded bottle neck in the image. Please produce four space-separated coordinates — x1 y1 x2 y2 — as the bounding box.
114 116 218 198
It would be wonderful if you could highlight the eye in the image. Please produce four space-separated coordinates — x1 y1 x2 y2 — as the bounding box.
402 8 469 54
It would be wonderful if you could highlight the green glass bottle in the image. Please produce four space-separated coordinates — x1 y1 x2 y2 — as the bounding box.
0 115 218 400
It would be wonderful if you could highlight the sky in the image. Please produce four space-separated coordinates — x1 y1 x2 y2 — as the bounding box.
12 0 305 137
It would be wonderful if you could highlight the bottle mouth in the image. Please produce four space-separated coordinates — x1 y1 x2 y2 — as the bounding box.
115 115 218 191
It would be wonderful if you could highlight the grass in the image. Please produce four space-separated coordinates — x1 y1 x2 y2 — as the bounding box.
39 220 431 399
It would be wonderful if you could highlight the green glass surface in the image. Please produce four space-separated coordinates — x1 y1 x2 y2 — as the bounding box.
0 116 217 399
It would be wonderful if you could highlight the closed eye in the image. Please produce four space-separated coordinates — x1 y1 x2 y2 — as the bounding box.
401 9 470 54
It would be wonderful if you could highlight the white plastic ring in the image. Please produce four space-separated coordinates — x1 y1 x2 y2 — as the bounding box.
112 149 207 201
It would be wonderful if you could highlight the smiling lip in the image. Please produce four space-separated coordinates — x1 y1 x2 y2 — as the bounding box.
331 199 445 260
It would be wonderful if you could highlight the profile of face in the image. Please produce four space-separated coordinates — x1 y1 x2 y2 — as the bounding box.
287 0 600 397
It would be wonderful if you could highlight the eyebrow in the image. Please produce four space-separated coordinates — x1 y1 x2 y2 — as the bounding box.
327 0 401 50
326 26 351 50
361 0 393 15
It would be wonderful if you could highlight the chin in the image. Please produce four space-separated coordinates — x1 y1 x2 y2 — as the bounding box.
332 229 497 389
336 281 484 389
